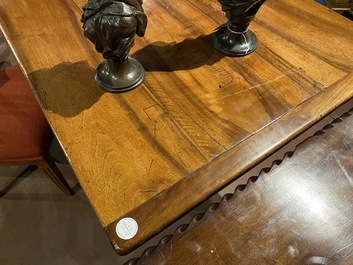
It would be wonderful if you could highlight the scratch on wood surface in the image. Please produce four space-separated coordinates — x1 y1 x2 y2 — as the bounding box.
140 189 158 193
334 154 353 185
215 74 287 101
244 74 287 91
335 242 353 254
147 159 154 177
215 247 220 258
153 121 157 149
159 250 166 260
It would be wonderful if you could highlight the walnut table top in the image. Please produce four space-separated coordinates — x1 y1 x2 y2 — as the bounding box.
1 0 353 255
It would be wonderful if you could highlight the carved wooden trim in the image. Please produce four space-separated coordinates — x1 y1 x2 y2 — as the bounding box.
326 0 352 10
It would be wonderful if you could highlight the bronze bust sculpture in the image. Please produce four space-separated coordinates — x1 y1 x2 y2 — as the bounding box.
81 0 147 92
81 0 266 93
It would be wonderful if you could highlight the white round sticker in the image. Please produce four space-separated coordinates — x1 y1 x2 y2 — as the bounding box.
116 217 138 240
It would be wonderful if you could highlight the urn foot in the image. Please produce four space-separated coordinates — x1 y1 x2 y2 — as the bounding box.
94 57 145 93
214 25 258 57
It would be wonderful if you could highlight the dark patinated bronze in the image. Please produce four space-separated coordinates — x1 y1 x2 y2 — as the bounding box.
81 0 147 93
214 0 266 57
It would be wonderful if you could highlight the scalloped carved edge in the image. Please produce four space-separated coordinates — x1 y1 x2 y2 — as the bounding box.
125 108 353 265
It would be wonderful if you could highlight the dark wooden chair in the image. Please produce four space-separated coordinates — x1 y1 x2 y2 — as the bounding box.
128 108 353 264
0 65 73 197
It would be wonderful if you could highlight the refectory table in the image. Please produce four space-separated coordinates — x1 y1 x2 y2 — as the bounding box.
1 0 353 255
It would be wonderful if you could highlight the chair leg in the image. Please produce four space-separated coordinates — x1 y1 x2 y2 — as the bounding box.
37 155 74 196
0 165 38 198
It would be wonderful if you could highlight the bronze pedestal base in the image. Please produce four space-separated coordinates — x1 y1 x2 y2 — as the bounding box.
214 0 266 57
94 57 145 93
214 25 258 57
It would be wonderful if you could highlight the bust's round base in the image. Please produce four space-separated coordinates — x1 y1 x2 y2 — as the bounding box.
94 57 145 93
213 25 258 57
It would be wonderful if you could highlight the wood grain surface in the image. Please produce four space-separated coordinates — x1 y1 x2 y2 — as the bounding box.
1 0 353 254
128 109 353 265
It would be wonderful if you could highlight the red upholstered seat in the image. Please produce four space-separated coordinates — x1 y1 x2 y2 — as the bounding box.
0 65 53 162
0 65 73 196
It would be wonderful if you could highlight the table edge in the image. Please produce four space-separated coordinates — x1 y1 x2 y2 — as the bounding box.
105 72 353 255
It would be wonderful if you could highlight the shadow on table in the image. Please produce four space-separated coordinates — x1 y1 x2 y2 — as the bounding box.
29 35 224 117
132 34 225 72
28 61 104 117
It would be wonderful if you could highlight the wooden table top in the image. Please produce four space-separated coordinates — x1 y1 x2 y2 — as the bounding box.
1 0 353 255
